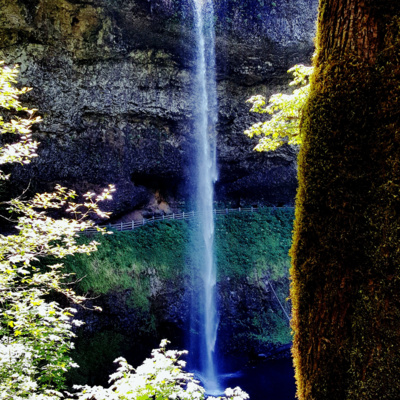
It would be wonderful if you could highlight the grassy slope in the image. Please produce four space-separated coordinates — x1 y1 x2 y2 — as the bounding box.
63 208 294 384
65 208 293 298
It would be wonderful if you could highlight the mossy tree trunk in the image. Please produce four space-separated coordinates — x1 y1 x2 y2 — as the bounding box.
290 1 400 399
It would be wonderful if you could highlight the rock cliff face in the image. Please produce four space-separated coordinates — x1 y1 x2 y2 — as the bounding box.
0 0 318 215
69 266 291 385
72 272 290 363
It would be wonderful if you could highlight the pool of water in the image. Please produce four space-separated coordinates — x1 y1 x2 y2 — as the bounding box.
220 358 296 400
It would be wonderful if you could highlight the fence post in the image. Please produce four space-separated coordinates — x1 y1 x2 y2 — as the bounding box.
132 221 134 230
120 222 123 231
239 207 241 212
251 206 253 212
183 211 185 219
163 214 164 221
143 218 145 226
173 213 175 219
226 208 228 214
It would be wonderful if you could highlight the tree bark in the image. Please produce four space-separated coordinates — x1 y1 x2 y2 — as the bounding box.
290 0 400 398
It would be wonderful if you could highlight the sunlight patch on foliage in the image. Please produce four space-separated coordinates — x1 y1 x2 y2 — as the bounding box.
245 64 313 151
73 340 249 400
0 61 114 399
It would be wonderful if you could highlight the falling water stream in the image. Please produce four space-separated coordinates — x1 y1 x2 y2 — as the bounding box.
190 0 220 394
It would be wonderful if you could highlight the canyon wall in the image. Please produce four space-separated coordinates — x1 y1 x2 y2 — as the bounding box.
0 0 318 216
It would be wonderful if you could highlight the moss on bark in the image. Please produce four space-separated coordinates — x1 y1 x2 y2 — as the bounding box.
290 1 400 399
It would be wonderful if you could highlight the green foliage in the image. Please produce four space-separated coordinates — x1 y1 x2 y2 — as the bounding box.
0 62 41 179
0 188 114 399
73 339 249 400
65 209 294 308
245 64 313 151
0 62 114 399
249 309 291 345
66 209 294 364
64 221 189 312
215 208 293 279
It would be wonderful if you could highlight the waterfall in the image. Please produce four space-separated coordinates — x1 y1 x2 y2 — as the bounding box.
189 0 220 394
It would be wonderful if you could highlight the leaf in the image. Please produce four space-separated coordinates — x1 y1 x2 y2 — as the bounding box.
245 64 313 151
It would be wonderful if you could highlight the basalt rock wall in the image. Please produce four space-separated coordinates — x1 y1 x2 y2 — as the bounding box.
0 0 318 215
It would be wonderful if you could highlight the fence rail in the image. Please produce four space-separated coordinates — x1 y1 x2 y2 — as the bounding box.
84 206 294 233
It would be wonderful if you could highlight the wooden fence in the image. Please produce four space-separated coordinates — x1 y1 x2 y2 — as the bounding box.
85 207 294 233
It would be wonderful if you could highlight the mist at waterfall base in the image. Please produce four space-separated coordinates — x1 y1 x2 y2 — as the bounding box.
186 354 295 400
216 355 296 400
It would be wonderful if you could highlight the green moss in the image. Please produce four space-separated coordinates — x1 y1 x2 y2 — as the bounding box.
64 209 294 311
250 309 291 345
215 208 293 280
63 221 188 310
62 209 294 386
